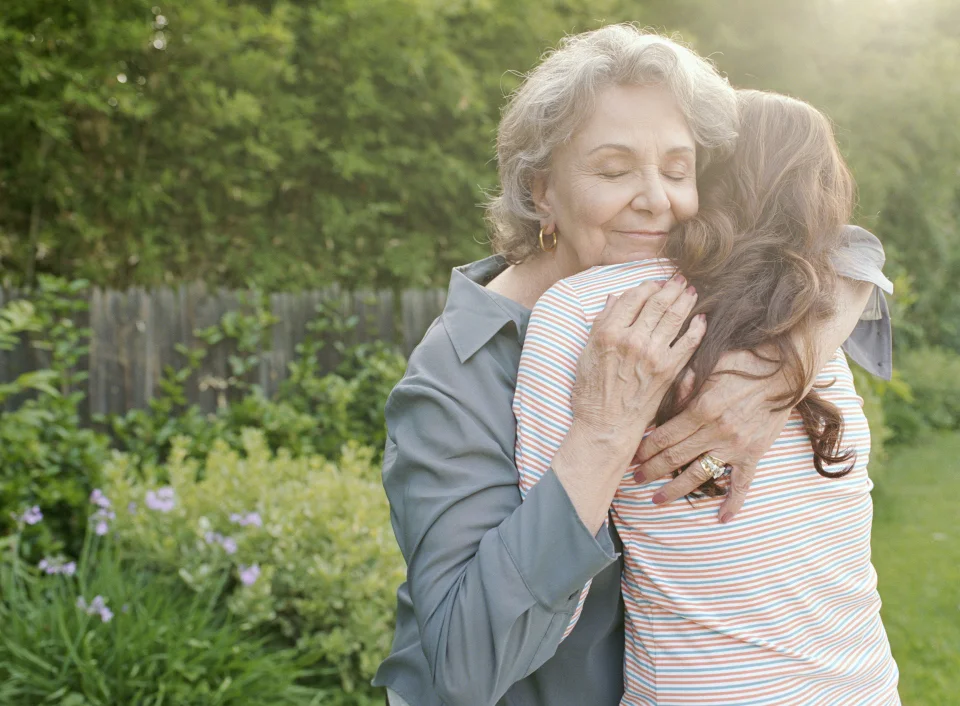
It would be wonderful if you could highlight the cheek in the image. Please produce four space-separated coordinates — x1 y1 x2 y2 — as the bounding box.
575 182 633 225
670 182 700 222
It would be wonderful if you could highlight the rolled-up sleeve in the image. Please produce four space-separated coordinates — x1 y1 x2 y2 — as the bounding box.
381 330 617 706
832 225 894 380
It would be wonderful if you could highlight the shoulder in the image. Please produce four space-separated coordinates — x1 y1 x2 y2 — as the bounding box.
562 259 675 292
389 314 520 424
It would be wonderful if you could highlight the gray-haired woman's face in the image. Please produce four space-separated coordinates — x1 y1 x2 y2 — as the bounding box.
534 84 699 275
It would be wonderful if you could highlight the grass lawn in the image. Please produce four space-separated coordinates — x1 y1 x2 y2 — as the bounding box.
872 432 960 705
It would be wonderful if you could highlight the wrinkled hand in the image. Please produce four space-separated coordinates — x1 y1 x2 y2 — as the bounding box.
571 274 706 462
633 349 793 523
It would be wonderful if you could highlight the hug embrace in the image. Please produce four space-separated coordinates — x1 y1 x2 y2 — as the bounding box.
374 24 900 706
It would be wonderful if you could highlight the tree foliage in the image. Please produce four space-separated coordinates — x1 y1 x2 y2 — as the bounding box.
1 0 957 346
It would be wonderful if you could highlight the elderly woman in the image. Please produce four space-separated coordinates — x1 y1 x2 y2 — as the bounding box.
373 25 892 706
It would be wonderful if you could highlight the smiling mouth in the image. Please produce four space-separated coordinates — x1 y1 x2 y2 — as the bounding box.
617 231 668 238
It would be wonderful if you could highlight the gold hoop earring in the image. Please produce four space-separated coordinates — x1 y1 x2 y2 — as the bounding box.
538 227 557 252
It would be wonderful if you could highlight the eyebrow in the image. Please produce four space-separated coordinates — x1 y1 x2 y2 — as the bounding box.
587 143 695 157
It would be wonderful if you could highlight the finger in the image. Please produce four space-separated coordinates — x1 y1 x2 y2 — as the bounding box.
667 313 706 369
591 293 619 329
634 400 709 465
676 368 696 406
602 280 664 329
630 273 689 335
650 455 717 505
650 285 699 345
633 427 713 483
717 462 757 523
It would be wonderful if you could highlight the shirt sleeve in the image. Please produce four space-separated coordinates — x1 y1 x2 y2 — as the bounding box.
832 225 894 380
514 280 597 641
382 322 617 706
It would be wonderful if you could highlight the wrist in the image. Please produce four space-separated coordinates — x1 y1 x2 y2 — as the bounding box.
560 420 639 474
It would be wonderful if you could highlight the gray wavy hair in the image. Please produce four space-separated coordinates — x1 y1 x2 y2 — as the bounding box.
486 24 740 263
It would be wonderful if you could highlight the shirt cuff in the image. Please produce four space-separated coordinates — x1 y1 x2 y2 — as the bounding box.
498 468 618 611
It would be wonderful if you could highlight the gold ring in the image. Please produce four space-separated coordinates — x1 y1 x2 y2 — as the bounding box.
697 453 730 480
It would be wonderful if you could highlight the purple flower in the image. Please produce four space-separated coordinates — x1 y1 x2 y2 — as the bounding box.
20 506 43 525
127 501 137 514
145 487 175 513
38 556 77 576
203 531 237 554
91 507 116 535
89 489 112 509
77 594 113 623
229 511 263 528
89 595 106 614
238 563 260 586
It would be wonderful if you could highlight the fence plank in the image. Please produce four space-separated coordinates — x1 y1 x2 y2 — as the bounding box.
401 288 445 355
0 283 447 418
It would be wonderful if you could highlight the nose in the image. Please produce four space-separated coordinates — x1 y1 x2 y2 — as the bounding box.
630 170 671 216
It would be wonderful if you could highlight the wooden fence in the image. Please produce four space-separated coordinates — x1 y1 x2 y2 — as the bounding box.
0 283 448 418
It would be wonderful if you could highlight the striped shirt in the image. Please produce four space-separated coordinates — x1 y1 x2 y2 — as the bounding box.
515 260 900 705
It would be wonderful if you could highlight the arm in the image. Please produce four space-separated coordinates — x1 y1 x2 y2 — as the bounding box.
514 281 598 641
384 343 618 706
633 227 892 521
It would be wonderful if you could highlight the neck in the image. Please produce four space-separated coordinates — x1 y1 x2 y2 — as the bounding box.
486 252 570 309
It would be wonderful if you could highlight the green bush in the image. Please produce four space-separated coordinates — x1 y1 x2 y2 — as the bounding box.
0 279 109 559
102 430 403 705
850 362 893 480
883 346 960 446
0 530 317 705
104 296 405 468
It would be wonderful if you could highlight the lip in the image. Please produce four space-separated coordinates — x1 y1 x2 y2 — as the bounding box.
616 230 668 239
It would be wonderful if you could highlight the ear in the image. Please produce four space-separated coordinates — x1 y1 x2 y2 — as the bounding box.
531 172 553 227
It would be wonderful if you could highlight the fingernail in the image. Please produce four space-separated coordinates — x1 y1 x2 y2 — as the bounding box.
633 471 646 485
672 274 686 286
720 512 733 524
651 492 666 505
686 285 697 296
697 313 707 323
657 279 667 287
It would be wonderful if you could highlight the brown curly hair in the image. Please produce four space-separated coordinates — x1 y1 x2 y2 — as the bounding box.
659 89 858 495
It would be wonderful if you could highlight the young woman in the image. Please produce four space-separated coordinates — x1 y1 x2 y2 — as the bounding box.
515 89 900 705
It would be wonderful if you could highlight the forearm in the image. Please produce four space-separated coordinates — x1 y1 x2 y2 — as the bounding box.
410 470 616 704
803 277 874 384
387 373 617 705
551 421 640 534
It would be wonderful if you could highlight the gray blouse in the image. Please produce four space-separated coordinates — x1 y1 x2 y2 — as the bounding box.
374 228 894 706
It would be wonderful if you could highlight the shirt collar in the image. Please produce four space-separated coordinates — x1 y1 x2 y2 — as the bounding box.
441 256 530 363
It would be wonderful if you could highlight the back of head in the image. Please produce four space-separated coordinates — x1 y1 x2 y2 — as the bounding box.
664 90 857 491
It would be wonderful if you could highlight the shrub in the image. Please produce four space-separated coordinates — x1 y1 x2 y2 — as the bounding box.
104 297 405 468
0 279 109 559
883 346 960 446
850 362 893 480
0 527 316 705
102 430 403 704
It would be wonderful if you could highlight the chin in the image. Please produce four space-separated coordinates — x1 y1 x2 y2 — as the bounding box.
600 241 666 266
